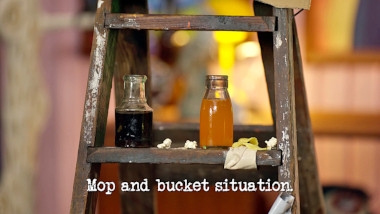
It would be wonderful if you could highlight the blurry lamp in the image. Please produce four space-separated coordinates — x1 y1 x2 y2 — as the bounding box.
213 31 248 103
208 0 252 72
236 41 261 60
213 31 248 71
171 31 191 47
207 0 267 123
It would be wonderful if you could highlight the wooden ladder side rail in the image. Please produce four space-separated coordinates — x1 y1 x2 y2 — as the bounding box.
256 1 325 213
293 18 326 214
70 0 119 213
255 2 300 213
273 7 300 214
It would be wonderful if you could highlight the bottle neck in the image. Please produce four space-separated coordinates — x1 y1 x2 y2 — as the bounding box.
123 77 147 104
204 75 230 100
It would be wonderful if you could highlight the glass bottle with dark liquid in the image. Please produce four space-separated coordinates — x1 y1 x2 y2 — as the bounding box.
115 75 153 147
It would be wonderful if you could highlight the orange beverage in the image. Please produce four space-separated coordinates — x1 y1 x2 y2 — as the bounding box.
200 98 233 147
200 75 233 148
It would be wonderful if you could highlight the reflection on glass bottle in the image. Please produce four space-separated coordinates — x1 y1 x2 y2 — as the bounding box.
115 75 153 148
200 75 233 148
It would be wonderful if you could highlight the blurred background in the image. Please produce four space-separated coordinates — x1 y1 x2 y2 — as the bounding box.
0 0 379 213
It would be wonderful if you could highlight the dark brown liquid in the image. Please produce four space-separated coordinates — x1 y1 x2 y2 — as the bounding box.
115 111 153 147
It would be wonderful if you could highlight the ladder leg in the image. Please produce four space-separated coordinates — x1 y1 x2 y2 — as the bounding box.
254 2 277 127
70 0 118 213
113 1 155 213
272 8 300 214
293 20 326 214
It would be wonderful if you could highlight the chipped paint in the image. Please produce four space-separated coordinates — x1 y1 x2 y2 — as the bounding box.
275 33 282 49
121 18 140 29
282 111 288 120
83 27 106 144
284 54 288 66
97 0 104 9
90 28 105 90
282 127 289 142
279 126 291 180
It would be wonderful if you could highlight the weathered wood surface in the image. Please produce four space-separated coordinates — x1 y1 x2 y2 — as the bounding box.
105 14 276 32
272 8 300 214
113 1 154 214
254 2 277 127
70 0 118 213
87 148 282 165
153 122 275 145
293 19 326 214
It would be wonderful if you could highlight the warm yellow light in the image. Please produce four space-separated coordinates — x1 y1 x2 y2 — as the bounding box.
215 91 221 98
236 41 261 60
170 31 190 47
208 0 252 16
209 0 250 73
218 43 235 71
214 31 248 44
214 31 248 72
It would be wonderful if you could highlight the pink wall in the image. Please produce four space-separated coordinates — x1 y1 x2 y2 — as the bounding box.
38 0 88 213
38 29 89 213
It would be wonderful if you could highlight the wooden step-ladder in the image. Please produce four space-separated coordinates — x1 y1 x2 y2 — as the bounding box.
70 0 325 213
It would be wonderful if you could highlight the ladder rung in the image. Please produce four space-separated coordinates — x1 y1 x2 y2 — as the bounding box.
87 147 281 166
105 14 276 32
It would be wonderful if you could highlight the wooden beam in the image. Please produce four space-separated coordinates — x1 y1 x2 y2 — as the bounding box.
105 14 276 32
272 8 300 214
87 147 282 166
293 18 325 213
311 112 380 137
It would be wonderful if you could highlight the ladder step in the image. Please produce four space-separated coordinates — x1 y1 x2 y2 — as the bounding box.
87 147 281 165
105 14 276 32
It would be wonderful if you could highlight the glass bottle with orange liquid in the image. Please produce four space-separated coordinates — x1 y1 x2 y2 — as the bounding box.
200 75 233 148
